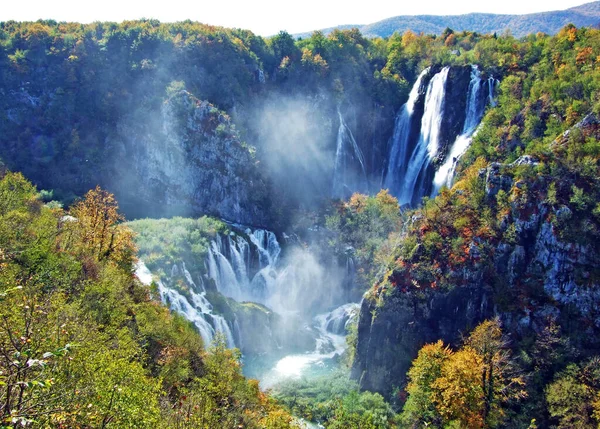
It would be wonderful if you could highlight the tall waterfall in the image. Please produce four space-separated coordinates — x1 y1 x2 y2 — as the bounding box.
384 68 429 197
332 108 368 199
384 65 498 205
398 67 450 206
432 65 486 194
135 261 236 348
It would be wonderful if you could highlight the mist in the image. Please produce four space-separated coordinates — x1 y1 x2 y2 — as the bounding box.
245 93 338 208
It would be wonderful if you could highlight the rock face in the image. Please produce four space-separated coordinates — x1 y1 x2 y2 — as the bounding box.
111 91 270 224
352 162 600 399
435 65 472 163
351 284 493 396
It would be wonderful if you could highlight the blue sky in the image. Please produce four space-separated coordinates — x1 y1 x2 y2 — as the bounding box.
0 0 592 36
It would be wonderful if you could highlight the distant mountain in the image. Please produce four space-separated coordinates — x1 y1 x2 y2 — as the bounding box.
295 1 600 39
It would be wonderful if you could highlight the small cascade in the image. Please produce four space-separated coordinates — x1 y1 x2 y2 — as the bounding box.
384 68 429 197
208 237 245 301
248 229 281 268
488 76 499 107
135 261 235 348
323 303 360 335
432 65 486 194
228 235 251 292
259 303 359 388
399 67 450 206
332 108 368 199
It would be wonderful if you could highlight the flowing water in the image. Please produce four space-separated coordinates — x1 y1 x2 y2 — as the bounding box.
398 67 450 205
332 108 368 199
136 227 356 388
384 68 429 197
385 65 498 205
432 65 487 194
135 261 236 348
249 303 359 389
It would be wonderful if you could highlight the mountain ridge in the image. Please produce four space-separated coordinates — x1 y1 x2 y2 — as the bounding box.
294 1 600 39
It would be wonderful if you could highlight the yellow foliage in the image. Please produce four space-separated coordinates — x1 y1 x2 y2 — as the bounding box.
347 193 368 213
63 186 136 270
433 347 485 428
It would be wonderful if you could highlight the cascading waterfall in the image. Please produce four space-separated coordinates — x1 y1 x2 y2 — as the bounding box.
208 237 246 302
138 226 350 360
135 261 236 348
383 68 429 196
248 229 280 267
488 76 499 107
332 108 368 199
432 65 486 194
398 67 450 206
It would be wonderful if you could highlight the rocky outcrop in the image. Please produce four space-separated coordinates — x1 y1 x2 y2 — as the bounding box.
111 91 270 224
352 159 600 399
436 65 472 164
351 284 493 397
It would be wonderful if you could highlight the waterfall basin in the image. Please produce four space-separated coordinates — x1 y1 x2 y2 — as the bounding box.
248 303 359 389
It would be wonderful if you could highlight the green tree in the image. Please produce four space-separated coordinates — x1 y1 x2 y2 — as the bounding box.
401 340 452 428
546 358 600 429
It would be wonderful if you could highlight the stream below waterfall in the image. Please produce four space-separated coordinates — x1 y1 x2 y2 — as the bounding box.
243 303 358 388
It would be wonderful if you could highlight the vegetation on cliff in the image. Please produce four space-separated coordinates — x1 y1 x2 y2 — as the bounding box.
0 171 294 428
350 24 600 428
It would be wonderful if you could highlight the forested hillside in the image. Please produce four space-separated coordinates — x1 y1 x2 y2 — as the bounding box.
351 24 600 428
295 1 600 39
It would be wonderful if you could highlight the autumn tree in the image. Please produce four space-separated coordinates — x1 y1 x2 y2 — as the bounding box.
465 318 527 426
401 340 452 428
403 320 526 428
433 347 486 428
64 186 136 270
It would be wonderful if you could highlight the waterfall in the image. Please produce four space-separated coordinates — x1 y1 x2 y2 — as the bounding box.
399 67 450 206
323 303 360 335
488 76 499 107
384 68 429 197
208 237 245 301
135 261 235 348
332 108 368 199
248 229 280 268
432 65 486 194
137 225 347 353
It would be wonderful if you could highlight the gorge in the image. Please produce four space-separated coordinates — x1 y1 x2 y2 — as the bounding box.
1 18 600 428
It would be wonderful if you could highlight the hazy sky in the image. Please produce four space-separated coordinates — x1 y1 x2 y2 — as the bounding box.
0 0 593 36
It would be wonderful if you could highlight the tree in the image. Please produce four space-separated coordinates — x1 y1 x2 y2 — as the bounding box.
465 318 527 427
546 358 600 429
401 340 452 428
403 320 526 428
64 186 136 270
433 347 486 428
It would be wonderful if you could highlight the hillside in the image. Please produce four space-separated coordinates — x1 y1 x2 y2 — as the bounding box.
295 1 600 38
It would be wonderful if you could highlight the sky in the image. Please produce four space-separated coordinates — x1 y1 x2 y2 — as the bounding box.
0 0 593 36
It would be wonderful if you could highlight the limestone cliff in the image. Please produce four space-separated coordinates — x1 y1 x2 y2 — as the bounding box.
110 91 271 224
351 115 600 398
